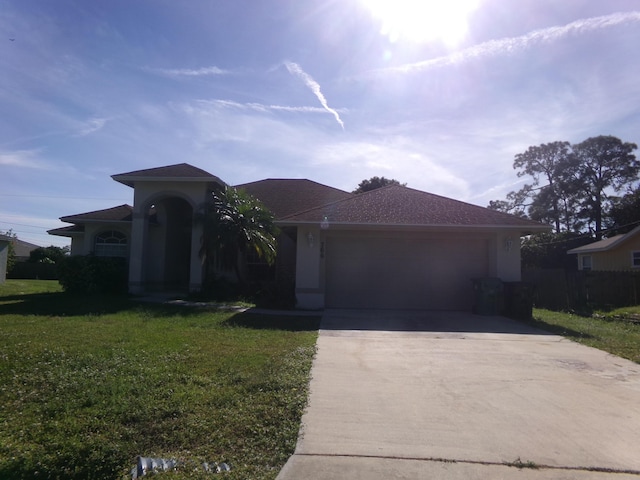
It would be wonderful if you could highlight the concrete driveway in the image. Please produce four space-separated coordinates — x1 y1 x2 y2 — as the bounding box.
277 310 640 479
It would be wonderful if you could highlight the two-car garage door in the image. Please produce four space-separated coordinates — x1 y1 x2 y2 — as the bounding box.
325 233 490 310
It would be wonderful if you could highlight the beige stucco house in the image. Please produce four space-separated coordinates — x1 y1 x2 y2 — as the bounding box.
567 226 640 272
49 163 550 310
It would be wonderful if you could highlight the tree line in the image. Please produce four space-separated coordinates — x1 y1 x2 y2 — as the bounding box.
488 135 640 240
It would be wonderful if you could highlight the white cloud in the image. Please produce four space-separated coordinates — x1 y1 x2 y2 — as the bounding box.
151 66 231 77
0 149 48 169
310 139 470 197
368 11 640 76
75 117 109 137
284 61 345 130
195 98 343 115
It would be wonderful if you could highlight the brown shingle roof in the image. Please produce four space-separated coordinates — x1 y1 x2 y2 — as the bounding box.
48 225 85 236
12 238 41 257
112 163 225 188
567 225 640 254
235 179 353 219
60 204 133 223
279 185 550 230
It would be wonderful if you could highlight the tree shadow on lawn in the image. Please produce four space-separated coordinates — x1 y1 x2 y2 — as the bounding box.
523 316 596 341
223 312 321 332
0 291 138 317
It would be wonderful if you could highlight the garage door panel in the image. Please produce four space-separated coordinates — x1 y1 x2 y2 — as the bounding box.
325 235 489 310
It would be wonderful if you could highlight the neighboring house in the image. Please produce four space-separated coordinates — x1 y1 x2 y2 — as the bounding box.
12 238 41 262
49 163 550 310
567 226 640 272
0 234 10 283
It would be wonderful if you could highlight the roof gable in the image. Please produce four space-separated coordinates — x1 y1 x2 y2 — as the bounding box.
279 184 549 230
112 163 225 188
12 238 41 257
235 179 352 219
568 225 640 254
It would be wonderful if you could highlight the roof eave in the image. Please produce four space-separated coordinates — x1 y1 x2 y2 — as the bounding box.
275 220 551 234
47 229 84 237
59 218 132 224
111 175 224 188
567 226 640 254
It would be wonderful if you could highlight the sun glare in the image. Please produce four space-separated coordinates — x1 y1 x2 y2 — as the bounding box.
361 0 480 46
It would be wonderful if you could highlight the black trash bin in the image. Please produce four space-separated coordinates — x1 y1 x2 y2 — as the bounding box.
503 281 534 320
472 278 504 315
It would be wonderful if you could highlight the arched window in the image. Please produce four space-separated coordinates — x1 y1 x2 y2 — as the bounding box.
94 230 128 258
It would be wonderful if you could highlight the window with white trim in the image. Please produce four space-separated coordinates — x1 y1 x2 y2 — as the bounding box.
581 255 592 271
632 251 640 268
94 230 128 258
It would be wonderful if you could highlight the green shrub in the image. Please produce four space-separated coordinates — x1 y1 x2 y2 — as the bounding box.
57 255 128 294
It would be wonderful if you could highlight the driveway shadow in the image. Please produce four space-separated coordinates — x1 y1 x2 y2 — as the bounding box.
320 309 557 335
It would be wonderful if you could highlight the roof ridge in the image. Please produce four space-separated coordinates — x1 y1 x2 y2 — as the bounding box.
278 186 373 221
235 177 352 194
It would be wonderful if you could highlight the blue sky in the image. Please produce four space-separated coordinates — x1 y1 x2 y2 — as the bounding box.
2 0 640 248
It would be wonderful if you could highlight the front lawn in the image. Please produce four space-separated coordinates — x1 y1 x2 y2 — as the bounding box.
0 280 319 479
529 308 640 364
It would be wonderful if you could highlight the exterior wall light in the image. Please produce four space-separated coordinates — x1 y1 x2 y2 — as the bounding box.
504 236 514 252
307 232 315 248
321 215 329 230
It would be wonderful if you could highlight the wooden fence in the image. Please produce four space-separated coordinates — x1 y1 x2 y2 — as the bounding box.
523 269 640 311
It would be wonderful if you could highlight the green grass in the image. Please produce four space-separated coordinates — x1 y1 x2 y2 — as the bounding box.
0 279 63 296
0 280 320 479
530 308 640 364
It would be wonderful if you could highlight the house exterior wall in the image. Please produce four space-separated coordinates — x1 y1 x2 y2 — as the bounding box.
0 237 9 283
76 223 132 256
295 226 324 309
69 236 84 255
495 232 522 281
577 236 640 271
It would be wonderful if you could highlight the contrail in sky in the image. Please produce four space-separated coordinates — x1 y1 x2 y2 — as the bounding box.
369 11 640 76
285 61 345 130
152 66 231 77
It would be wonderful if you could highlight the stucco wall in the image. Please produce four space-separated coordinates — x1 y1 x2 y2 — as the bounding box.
494 232 522 281
0 238 9 283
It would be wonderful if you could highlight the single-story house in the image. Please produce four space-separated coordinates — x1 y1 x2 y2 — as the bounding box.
49 163 550 310
567 226 640 271
12 238 41 262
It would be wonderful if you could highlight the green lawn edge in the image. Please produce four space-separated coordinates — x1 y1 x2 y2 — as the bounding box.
529 308 640 364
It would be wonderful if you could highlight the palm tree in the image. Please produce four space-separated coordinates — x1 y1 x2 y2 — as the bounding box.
198 186 278 288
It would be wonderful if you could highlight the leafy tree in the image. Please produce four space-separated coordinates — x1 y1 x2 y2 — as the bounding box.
29 245 69 264
511 141 577 233
570 135 639 239
521 232 594 270
198 186 278 288
353 176 405 193
607 186 640 235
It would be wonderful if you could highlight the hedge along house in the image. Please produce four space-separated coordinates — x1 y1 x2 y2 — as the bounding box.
49 163 550 310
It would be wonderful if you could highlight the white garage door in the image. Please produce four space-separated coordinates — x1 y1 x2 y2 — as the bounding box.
325 234 490 310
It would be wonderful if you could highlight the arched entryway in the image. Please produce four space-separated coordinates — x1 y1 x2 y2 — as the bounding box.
142 196 194 292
